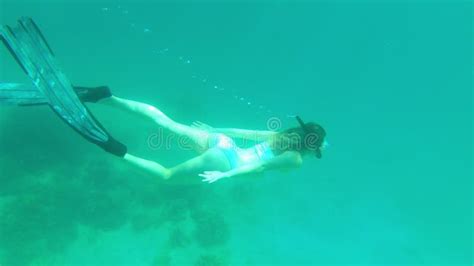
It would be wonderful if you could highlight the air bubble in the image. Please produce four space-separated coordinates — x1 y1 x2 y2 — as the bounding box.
155 48 169 54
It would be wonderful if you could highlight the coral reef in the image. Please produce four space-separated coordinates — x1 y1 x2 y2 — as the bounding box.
0 157 136 264
166 225 191 249
192 208 230 248
161 198 189 223
194 254 228 266
0 191 78 266
130 207 165 232
76 188 132 231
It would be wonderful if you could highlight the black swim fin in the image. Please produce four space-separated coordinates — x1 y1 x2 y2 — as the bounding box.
0 84 113 106
0 83 48 106
0 17 126 157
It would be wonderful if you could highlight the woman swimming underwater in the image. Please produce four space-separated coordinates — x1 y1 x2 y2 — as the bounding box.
0 17 327 185
94 89 327 185
2 83 327 185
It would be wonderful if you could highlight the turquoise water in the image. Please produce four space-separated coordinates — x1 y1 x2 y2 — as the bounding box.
0 1 472 265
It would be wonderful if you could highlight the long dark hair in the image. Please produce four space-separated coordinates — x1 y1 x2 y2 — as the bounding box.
270 123 326 158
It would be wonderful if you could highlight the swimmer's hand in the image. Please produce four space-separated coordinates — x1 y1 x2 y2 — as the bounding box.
191 121 214 132
199 171 229 183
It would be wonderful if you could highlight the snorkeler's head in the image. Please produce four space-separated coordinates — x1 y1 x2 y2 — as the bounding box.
296 117 326 158
271 117 327 158
299 122 326 158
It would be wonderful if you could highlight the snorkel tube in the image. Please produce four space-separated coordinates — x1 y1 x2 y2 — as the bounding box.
295 116 324 158
295 116 307 131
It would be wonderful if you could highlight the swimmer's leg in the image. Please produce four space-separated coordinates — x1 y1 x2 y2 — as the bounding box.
124 149 230 184
101 96 209 151
124 153 170 180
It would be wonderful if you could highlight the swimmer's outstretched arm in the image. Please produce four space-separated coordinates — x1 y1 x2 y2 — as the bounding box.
215 128 277 141
192 121 277 141
200 151 302 183
200 162 265 183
